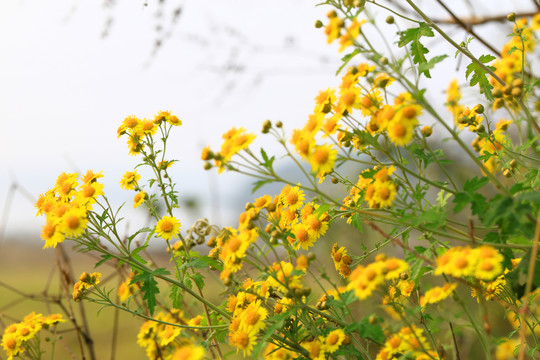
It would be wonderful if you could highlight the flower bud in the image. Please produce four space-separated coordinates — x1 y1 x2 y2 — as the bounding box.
314 20 323 28
421 126 433 137
507 12 516 22
386 16 395 24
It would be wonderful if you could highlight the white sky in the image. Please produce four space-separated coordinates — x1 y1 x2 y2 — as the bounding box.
0 0 537 242
0 0 342 240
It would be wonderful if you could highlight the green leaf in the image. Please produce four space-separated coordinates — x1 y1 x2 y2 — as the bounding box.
252 179 273 194
180 256 223 272
417 54 448 76
95 254 113 268
169 285 183 309
350 213 363 233
336 48 361 75
465 54 496 101
463 176 489 192
398 23 435 77
132 272 160 316
190 273 205 290
260 148 275 169
345 316 385 343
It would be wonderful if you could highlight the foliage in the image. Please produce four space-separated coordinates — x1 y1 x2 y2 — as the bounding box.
4 1 540 360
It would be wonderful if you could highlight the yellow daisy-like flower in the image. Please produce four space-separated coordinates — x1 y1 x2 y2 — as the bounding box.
309 143 337 177
322 328 346 353
171 343 205 360
420 283 457 307
387 118 416 146
60 207 88 238
41 219 65 249
229 329 257 357
279 184 305 212
133 191 147 208
120 170 140 191
155 215 181 240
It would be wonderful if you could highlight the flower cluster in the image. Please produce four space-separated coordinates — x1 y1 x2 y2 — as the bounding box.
434 245 504 281
35 171 104 248
72 271 102 301
376 325 437 360
347 254 409 301
117 111 181 156
1 312 65 360
345 165 398 209
137 310 204 360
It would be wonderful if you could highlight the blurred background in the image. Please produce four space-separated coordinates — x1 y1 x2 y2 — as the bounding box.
1 0 539 358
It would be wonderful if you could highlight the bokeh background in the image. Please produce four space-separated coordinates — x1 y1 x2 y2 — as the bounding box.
1 0 538 358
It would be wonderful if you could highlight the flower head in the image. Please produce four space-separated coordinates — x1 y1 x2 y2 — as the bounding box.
155 215 181 240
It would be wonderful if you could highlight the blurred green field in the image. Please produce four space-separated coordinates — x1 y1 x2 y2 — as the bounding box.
0 240 148 360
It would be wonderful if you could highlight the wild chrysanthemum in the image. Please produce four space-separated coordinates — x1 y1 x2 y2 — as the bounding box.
322 329 346 353
420 283 457 307
133 191 147 208
279 184 305 212
120 170 140 190
309 143 337 176
155 215 181 240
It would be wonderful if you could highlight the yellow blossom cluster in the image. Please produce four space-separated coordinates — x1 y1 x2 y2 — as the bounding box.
72 271 101 301
225 279 273 356
434 245 504 281
492 16 538 90
137 310 204 360
35 170 104 248
420 283 457 307
1 312 65 360
331 243 352 278
117 110 181 156
376 325 437 360
345 165 398 209
201 127 256 173
472 119 512 174
381 279 415 319
301 328 348 360
347 254 409 301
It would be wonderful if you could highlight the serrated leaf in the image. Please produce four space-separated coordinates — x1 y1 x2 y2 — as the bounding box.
346 317 385 343
132 272 160 316
95 254 113 268
398 23 434 77
350 213 363 232
417 54 448 76
463 176 489 192
169 285 183 309
252 179 273 194
465 55 496 101
190 273 205 289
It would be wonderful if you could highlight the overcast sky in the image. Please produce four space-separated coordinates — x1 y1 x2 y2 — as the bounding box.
0 0 344 241
1 0 537 243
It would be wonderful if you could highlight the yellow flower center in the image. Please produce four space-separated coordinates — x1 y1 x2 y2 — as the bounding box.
83 185 96 198
379 187 390 201
228 237 242 252
402 105 417 119
5 338 16 350
160 220 174 233
392 123 406 138
327 333 339 345
66 215 80 230
286 193 299 206
314 148 329 165
235 332 249 348
245 310 260 325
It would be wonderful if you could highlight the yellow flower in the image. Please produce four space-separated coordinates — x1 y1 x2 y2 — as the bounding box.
229 329 257 357
41 219 65 249
155 215 181 240
120 170 140 190
60 207 88 238
279 184 305 212
420 283 457 307
322 329 346 353
309 144 337 177
133 191 147 208
172 343 205 360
